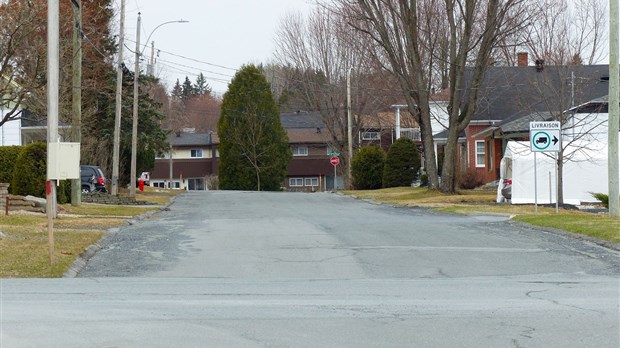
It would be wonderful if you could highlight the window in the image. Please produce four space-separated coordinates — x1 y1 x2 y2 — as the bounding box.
304 177 319 187
400 128 421 141
362 131 380 141
292 146 308 156
289 178 304 187
486 140 494 172
475 140 485 167
191 149 203 158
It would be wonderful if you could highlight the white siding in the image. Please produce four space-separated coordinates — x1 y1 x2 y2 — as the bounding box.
0 107 21 146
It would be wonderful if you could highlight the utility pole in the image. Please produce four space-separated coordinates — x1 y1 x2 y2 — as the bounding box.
130 13 141 198
71 0 82 205
46 0 60 264
111 0 126 196
609 0 620 218
347 68 353 189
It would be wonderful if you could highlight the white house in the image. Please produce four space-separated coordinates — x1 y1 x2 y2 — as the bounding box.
0 105 22 146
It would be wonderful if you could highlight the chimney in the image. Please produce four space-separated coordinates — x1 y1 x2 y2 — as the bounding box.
517 52 528 66
535 59 545 72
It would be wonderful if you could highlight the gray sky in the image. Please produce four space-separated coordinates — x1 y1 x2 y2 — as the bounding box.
122 0 314 94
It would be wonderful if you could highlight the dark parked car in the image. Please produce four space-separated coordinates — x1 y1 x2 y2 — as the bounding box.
80 165 107 193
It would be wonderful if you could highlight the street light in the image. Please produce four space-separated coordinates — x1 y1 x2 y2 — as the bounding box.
130 14 188 198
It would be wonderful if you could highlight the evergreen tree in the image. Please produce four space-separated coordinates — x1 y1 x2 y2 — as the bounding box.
171 79 183 99
383 138 421 188
218 65 291 191
181 76 194 98
351 146 385 190
194 73 212 96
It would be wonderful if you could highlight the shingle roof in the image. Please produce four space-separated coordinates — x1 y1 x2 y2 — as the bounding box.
466 64 609 122
287 128 332 144
280 111 325 129
169 132 212 146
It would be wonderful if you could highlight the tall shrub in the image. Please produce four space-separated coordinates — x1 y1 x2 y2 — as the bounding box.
11 142 46 197
218 65 291 191
351 146 385 190
0 146 23 184
383 138 421 188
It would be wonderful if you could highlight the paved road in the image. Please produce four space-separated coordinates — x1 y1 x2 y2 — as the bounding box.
1 191 619 347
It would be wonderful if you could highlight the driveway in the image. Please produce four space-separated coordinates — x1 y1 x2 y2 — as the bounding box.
2 191 618 347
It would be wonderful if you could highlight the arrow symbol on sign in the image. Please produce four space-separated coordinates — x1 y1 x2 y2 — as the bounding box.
552 135 559 145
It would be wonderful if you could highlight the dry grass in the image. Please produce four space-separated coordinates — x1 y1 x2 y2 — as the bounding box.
343 187 620 245
0 187 180 278
344 187 497 206
0 214 105 277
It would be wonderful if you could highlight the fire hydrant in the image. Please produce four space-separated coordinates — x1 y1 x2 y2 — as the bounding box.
138 178 145 191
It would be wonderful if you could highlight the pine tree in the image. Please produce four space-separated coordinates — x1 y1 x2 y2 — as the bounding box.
194 73 212 96
171 79 183 99
181 76 194 98
218 65 291 191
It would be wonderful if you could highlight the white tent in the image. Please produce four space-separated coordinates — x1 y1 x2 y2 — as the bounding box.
498 140 618 205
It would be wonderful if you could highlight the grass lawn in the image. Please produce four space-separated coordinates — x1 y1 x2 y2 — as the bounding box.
344 187 620 245
0 187 181 278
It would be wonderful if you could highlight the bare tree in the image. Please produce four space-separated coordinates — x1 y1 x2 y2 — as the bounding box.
273 6 396 187
331 0 529 192
0 0 46 127
518 0 607 66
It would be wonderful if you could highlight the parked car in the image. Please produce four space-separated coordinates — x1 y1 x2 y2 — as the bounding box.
80 165 107 193
498 156 512 202
501 178 512 200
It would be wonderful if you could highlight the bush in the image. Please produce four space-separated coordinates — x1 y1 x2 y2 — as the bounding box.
420 174 429 187
351 146 385 190
383 138 421 188
11 142 47 197
458 169 484 189
0 146 23 184
591 192 609 208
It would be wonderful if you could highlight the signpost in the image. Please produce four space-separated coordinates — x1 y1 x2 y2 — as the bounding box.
330 155 340 191
530 121 561 213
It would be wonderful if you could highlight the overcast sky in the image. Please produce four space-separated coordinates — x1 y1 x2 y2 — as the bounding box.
121 0 315 95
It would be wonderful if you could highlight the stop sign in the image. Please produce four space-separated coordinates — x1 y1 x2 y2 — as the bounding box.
330 156 340 166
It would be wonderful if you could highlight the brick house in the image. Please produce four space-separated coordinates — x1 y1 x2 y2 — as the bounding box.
281 111 340 191
434 54 609 184
150 131 218 190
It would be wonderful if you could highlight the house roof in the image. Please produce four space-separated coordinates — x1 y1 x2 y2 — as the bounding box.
169 132 212 147
280 111 325 129
465 64 610 123
473 111 557 139
287 128 332 144
362 110 419 129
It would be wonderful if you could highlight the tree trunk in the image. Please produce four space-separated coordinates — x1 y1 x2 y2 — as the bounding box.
557 150 564 205
440 125 462 193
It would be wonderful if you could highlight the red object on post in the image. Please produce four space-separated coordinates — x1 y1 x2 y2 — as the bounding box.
330 156 340 166
46 180 52 195
138 178 144 191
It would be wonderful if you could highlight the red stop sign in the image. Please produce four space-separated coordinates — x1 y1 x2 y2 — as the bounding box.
330 156 340 166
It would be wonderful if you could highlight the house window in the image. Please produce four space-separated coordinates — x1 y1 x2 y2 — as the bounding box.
475 140 485 167
362 131 380 140
304 177 319 187
486 140 494 172
191 149 203 158
289 178 304 187
292 146 308 156
400 128 421 141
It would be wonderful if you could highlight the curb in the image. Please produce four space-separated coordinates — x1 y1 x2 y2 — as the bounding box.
63 195 179 278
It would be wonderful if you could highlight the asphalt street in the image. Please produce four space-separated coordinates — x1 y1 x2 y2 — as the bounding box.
1 191 619 347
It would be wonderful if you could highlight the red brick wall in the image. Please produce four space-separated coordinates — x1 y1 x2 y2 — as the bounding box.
465 124 501 184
